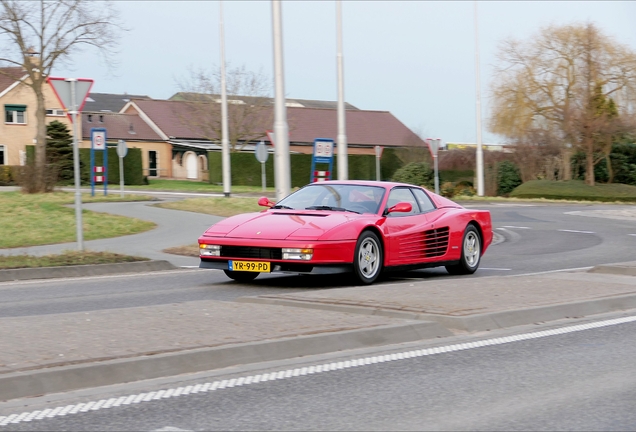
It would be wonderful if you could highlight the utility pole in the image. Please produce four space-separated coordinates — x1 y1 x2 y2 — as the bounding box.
272 0 291 200
474 0 485 196
336 0 348 180
220 0 231 197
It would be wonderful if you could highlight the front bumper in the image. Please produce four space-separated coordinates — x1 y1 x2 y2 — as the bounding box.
199 259 352 275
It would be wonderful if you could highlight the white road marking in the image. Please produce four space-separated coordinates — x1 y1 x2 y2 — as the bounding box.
480 268 512 271
558 229 595 234
3 314 636 427
629 234 636 237
502 226 531 229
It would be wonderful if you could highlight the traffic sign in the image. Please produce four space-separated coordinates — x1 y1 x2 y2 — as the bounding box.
255 141 268 163
92 129 106 150
426 138 441 158
46 77 94 121
117 140 128 158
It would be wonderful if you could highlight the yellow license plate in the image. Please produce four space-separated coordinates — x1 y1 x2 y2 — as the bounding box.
229 260 270 272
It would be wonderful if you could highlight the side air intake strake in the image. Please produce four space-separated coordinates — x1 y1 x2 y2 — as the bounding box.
423 227 450 258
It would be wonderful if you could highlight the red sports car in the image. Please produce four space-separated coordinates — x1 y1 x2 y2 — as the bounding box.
198 180 492 284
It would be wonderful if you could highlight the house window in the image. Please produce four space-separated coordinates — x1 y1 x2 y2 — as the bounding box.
0 145 5 165
5 104 26 124
45 108 65 117
148 150 158 177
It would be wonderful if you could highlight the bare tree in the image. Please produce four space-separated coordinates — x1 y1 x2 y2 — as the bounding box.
0 0 123 192
490 22 636 185
174 65 272 151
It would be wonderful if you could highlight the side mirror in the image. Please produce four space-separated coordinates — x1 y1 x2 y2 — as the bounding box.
258 196 275 208
387 202 412 214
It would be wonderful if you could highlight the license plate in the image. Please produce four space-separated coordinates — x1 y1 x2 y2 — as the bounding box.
228 260 270 272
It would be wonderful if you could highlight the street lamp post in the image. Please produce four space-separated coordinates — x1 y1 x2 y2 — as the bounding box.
220 0 231 197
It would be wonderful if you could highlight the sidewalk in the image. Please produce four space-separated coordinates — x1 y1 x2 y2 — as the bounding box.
2 263 636 401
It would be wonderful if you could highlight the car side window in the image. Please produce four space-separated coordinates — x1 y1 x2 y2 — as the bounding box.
386 188 419 217
411 188 436 213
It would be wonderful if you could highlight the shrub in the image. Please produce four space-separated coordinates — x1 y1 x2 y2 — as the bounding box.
390 162 434 189
497 161 522 196
440 181 455 198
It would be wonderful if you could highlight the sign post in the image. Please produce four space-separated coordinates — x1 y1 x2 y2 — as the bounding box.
117 140 128 197
254 140 269 192
46 77 94 251
426 138 441 194
90 128 108 196
310 138 334 182
374 145 383 181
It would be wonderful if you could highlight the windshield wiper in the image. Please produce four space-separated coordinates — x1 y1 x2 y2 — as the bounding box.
305 206 360 214
271 204 294 210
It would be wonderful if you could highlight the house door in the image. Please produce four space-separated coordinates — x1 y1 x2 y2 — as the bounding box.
148 151 158 177
185 152 197 179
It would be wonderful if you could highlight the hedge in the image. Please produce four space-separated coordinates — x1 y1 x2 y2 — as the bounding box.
208 151 391 187
26 145 144 185
510 180 636 202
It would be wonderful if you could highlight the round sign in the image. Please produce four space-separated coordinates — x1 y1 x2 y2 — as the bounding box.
117 140 128 158
255 141 268 163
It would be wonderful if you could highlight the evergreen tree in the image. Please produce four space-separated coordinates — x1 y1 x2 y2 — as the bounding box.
46 121 74 183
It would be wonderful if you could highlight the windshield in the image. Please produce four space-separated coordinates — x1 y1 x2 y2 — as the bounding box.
273 184 386 214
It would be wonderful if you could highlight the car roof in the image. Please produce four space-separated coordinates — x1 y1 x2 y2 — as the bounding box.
306 180 419 190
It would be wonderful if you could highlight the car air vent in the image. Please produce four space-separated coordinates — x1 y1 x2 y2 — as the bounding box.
424 227 450 258
273 212 329 217
221 246 282 260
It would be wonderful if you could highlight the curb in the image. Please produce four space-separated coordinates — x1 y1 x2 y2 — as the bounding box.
589 263 636 277
237 291 636 332
0 260 177 282
0 321 451 401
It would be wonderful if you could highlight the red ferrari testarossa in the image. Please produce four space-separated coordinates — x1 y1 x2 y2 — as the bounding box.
199 180 492 284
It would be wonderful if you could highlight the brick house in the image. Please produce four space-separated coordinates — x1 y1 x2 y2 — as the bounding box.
0 67 74 167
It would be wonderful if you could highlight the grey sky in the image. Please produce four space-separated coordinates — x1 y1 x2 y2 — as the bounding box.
54 1 636 145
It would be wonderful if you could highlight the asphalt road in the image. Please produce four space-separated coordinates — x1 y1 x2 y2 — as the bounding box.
1 203 635 318
5 313 636 431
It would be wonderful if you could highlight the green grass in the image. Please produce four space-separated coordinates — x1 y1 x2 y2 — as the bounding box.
0 192 157 249
0 251 149 270
127 179 276 194
510 180 636 202
154 196 265 217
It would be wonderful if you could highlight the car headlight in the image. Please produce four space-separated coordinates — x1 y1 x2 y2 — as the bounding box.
200 244 221 256
282 248 313 260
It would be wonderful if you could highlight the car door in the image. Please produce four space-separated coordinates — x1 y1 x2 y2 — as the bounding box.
384 187 429 265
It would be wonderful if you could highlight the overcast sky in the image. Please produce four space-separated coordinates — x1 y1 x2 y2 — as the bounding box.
54 1 636 145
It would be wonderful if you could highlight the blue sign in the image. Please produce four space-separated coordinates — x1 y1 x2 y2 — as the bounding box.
90 128 108 196
310 138 335 182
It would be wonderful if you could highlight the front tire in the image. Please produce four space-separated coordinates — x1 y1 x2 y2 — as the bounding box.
353 231 383 284
223 270 259 282
445 225 481 275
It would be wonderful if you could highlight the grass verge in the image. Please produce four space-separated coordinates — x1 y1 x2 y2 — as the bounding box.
0 251 149 270
510 180 636 202
154 196 265 217
163 244 200 257
127 179 276 195
0 192 156 249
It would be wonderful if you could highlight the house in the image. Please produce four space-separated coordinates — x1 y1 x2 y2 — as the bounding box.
0 66 74 166
80 112 170 178
121 97 426 181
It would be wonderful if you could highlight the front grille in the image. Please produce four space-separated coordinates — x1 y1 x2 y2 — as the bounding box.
221 246 282 260
424 227 450 258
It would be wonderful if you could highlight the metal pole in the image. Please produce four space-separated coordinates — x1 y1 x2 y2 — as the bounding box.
68 79 84 251
376 153 381 181
261 162 266 192
336 0 348 180
434 154 440 195
119 156 125 198
220 0 231 197
272 0 291 201
474 0 485 196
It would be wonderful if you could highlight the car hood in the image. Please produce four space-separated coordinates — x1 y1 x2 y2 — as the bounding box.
201 210 358 240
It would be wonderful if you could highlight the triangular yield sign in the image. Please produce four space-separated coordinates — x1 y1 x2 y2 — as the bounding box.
47 77 94 120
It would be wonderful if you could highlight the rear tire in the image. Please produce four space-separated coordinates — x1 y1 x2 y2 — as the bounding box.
445 225 481 275
223 270 259 282
353 231 383 285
